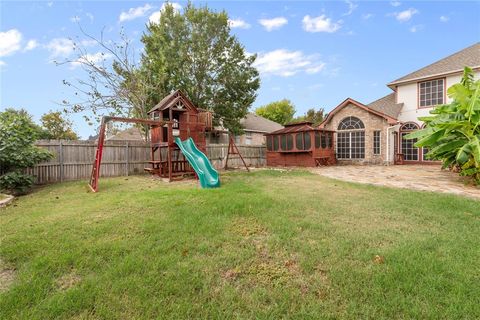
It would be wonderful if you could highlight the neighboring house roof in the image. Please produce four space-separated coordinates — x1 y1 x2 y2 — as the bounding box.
240 113 283 133
106 127 145 141
367 93 403 119
388 42 480 88
319 98 398 128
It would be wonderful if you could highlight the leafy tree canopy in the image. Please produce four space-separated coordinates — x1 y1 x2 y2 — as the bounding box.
405 67 480 184
293 107 327 126
0 108 53 194
141 3 260 134
40 111 79 140
255 99 296 125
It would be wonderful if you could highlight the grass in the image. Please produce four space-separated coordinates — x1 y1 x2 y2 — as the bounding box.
0 170 479 319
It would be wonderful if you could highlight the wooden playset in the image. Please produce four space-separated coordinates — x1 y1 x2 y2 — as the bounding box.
89 90 227 192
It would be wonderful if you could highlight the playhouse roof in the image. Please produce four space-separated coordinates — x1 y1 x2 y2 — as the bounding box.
148 90 198 114
267 121 333 135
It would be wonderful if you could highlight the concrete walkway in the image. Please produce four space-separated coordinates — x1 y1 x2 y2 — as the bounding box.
311 165 480 200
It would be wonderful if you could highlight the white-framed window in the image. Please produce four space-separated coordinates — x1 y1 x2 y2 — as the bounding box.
400 123 420 161
419 78 444 108
373 130 381 155
337 117 365 159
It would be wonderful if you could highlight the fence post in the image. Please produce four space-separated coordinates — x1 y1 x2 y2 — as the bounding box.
59 140 64 182
125 141 129 176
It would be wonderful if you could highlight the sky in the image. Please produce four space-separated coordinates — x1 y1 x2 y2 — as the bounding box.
1 0 479 138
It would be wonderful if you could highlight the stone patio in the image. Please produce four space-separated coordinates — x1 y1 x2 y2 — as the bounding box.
311 165 480 200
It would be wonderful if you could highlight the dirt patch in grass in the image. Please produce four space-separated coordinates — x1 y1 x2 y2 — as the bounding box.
55 270 81 291
0 258 15 292
228 217 268 237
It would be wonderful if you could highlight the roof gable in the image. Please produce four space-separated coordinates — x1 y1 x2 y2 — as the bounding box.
319 98 398 128
388 43 480 87
148 90 198 114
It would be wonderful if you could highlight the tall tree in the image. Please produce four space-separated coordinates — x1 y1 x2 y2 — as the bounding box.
255 99 296 125
141 3 260 133
40 111 79 140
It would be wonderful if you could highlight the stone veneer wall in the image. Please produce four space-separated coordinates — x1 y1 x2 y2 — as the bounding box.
323 103 390 164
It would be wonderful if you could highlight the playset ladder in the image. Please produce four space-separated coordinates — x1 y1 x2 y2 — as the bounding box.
89 120 107 192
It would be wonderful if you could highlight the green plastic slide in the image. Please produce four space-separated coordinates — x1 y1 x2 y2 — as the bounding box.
175 137 220 188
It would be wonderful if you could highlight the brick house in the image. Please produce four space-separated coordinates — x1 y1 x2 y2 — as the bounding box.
320 42 479 164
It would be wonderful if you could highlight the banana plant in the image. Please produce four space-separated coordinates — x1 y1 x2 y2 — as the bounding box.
404 67 480 184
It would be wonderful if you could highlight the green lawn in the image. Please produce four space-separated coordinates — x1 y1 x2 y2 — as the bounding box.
0 170 479 319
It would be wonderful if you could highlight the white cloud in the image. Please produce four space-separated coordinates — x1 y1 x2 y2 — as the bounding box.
440 15 449 22
47 2 53 7
302 15 341 33
409 25 423 33
70 51 112 69
119 4 153 23
0 60 5 67
148 3 182 24
253 49 325 77
258 17 288 31
70 16 81 23
342 0 358 16
228 18 251 29
362 13 374 20
394 8 418 22
86 13 94 22
390 1 401 7
24 39 38 51
45 38 75 58
0 29 23 57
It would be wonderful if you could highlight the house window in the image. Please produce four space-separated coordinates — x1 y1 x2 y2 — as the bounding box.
337 117 365 159
419 78 444 107
245 131 252 145
373 131 381 155
400 123 420 161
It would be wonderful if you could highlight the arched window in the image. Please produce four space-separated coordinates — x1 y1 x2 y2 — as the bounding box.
338 116 365 130
401 122 419 161
337 117 365 159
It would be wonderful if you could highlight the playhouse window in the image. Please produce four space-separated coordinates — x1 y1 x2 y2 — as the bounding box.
321 133 327 149
280 135 287 150
286 134 294 150
273 136 279 151
304 133 311 149
296 133 304 150
327 132 332 148
315 132 321 148
267 136 273 151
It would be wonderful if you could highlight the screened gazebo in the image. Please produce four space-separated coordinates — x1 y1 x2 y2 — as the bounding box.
265 121 336 167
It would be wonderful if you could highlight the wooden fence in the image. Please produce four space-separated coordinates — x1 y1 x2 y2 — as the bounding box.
28 140 266 184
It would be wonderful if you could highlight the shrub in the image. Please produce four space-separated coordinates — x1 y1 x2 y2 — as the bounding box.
405 67 480 184
0 109 53 195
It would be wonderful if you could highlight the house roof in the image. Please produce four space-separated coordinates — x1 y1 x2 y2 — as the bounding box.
387 42 480 88
147 90 198 114
240 113 283 133
367 93 403 119
106 127 145 141
319 97 398 128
